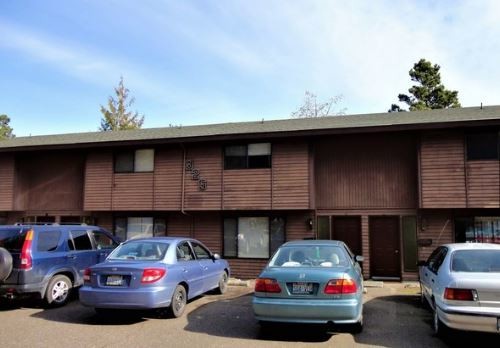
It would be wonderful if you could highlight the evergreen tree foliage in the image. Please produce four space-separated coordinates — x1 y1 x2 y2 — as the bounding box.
100 77 145 131
389 59 461 112
0 114 14 139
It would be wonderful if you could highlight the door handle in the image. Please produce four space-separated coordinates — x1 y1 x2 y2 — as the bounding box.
182 268 188 273
67 255 77 259
203 267 208 271
394 250 399 254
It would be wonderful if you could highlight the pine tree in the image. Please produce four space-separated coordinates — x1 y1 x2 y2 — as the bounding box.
0 114 14 139
100 77 145 131
389 59 461 112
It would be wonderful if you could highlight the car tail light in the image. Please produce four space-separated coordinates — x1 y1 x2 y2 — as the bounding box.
83 268 91 283
141 268 166 283
444 288 476 301
255 278 282 293
324 276 358 294
20 229 34 270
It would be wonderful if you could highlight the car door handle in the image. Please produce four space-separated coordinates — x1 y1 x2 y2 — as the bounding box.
66 255 77 259
203 267 208 271
431 279 434 283
182 269 188 273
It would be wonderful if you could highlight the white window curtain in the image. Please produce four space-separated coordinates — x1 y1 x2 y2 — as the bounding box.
134 149 154 172
238 217 269 258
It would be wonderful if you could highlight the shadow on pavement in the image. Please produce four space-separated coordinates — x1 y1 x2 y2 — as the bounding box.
185 293 337 343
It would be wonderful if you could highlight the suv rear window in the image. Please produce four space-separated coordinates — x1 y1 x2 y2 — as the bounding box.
37 231 61 252
0 228 27 251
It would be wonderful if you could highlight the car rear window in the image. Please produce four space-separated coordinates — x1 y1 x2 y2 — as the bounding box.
269 245 349 267
108 241 169 261
452 250 500 272
0 228 27 251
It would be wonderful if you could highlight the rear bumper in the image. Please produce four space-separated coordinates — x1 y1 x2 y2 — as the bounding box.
438 305 500 334
252 296 362 324
0 282 45 298
79 285 174 309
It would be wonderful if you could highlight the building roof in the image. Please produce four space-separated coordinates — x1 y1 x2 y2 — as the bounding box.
1 105 500 151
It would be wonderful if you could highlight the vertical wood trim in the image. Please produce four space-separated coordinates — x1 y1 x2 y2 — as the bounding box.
309 141 315 210
417 133 423 208
464 133 469 208
361 215 370 279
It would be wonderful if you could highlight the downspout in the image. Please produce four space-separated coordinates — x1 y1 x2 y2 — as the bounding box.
181 143 188 216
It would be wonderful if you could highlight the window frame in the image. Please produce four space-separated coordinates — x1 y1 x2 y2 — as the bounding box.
223 143 272 170
69 230 94 251
466 131 499 161
222 215 286 259
113 216 166 241
114 149 155 173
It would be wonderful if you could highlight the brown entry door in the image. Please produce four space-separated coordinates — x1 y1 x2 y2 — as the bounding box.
370 217 401 278
332 217 362 256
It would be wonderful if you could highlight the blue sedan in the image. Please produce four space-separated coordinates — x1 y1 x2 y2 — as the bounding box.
252 240 364 332
79 237 230 317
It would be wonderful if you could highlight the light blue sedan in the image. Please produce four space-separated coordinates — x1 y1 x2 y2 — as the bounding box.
252 240 364 333
79 237 230 317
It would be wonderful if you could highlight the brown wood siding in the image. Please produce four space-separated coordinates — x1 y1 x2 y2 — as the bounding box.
315 134 417 209
286 211 315 241
111 173 154 210
420 132 466 208
153 149 183 210
466 161 500 208
193 213 222 254
223 169 271 210
167 213 193 238
93 212 113 232
272 143 310 209
227 259 268 279
84 153 113 211
15 152 84 211
0 155 14 211
417 211 453 261
184 147 222 210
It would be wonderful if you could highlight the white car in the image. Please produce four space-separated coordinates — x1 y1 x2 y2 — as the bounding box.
419 243 500 335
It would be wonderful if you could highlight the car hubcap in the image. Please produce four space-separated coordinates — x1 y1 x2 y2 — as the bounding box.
52 281 69 302
174 290 185 312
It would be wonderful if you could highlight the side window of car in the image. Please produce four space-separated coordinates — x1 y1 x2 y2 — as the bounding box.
191 242 211 260
431 248 448 273
37 230 62 252
177 242 195 261
69 230 93 251
91 230 118 250
427 247 447 273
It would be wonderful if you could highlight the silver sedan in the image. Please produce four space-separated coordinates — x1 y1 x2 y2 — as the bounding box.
419 243 500 335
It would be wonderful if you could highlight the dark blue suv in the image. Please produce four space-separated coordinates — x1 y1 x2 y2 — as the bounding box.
0 224 119 306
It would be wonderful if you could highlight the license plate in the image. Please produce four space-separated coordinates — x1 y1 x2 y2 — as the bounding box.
292 282 314 294
106 275 123 286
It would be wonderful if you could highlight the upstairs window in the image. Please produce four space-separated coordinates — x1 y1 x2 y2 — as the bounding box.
224 143 271 169
115 149 155 173
466 133 498 160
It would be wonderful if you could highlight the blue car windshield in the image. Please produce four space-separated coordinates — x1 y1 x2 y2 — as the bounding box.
269 245 349 267
108 241 169 261
452 250 500 272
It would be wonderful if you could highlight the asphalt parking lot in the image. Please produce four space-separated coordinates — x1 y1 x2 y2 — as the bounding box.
1 282 500 348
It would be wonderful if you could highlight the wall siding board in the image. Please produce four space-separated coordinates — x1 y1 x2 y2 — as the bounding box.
315 134 417 209
154 149 183 210
420 132 467 208
0 155 14 211
184 147 222 210
223 169 271 210
466 161 500 208
417 211 453 261
84 153 113 211
272 143 310 209
112 173 154 210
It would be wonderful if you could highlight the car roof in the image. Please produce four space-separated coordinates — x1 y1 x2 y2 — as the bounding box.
443 243 500 251
279 240 344 247
122 237 197 244
0 224 102 230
